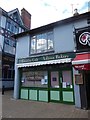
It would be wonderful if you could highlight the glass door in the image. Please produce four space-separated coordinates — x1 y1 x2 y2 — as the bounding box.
49 71 61 102
62 70 74 104
49 70 74 104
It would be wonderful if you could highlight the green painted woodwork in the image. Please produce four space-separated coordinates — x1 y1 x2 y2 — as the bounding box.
63 91 74 102
50 91 60 100
39 90 48 102
20 89 28 99
19 65 75 104
29 90 37 100
18 53 75 64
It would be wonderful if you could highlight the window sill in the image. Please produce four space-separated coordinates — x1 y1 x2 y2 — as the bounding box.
30 50 55 57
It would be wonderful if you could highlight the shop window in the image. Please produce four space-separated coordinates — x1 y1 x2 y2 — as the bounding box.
62 71 73 88
21 71 48 88
2 64 14 80
3 67 8 78
30 31 54 54
50 71 59 88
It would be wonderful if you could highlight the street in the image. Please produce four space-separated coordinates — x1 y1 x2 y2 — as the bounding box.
1 90 89 118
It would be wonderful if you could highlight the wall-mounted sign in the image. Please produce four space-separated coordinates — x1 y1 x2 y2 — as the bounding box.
18 53 75 64
75 74 83 85
74 64 90 70
79 32 90 46
76 27 90 51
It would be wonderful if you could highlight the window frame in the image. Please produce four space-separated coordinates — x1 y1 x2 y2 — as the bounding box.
30 30 54 55
6 19 19 34
4 38 16 55
21 70 48 88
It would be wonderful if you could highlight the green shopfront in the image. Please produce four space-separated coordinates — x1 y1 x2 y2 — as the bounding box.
17 52 75 104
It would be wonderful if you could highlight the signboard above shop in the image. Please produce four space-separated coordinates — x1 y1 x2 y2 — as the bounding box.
75 27 90 51
18 53 75 64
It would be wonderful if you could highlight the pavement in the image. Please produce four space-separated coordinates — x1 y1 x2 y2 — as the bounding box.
1 90 89 118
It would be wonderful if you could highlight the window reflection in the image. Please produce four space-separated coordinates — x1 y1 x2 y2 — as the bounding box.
48 32 54 50
31 37 36 54
37 33 47 53
31 31 54 54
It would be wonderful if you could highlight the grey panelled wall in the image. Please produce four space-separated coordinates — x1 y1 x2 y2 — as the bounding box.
14 35 30 99
54 24 75 53
73 68 81 108
74 19 88 29
16 35 30 59
54 18 88 53
13 68 20 99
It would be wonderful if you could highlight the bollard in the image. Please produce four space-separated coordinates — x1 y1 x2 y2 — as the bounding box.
2 85 5 95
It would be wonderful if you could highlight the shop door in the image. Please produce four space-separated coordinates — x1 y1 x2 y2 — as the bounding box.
85 71 90 109
49 71 62 102
61 70 74 103
49 70 74 104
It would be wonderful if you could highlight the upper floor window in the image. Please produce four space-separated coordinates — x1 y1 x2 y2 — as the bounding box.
6 21 11 30
30 31 54 54
6 20 19 34
4 38 16 55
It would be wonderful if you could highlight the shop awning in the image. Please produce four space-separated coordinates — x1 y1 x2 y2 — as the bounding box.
72 53 90 65
17 58 71 68
72 53 90 70
73 64 90 70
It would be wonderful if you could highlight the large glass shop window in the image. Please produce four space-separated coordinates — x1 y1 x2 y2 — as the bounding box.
21 71 48 87
62 71 73 88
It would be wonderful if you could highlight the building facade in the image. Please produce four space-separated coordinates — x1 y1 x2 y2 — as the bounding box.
72 26 90 109
0 7 31 89
14 11 90 109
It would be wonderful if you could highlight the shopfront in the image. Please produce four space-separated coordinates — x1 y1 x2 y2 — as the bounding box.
17 53 75 104
2 54 15 89
73 27 90 109
72 52 90 109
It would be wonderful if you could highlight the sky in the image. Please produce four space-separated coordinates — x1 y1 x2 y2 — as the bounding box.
0 0 90 29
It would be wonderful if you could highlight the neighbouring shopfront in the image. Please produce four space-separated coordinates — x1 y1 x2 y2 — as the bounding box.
72 27 90 109
2 54 15 89
17 52 75 104
72 52 90 109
